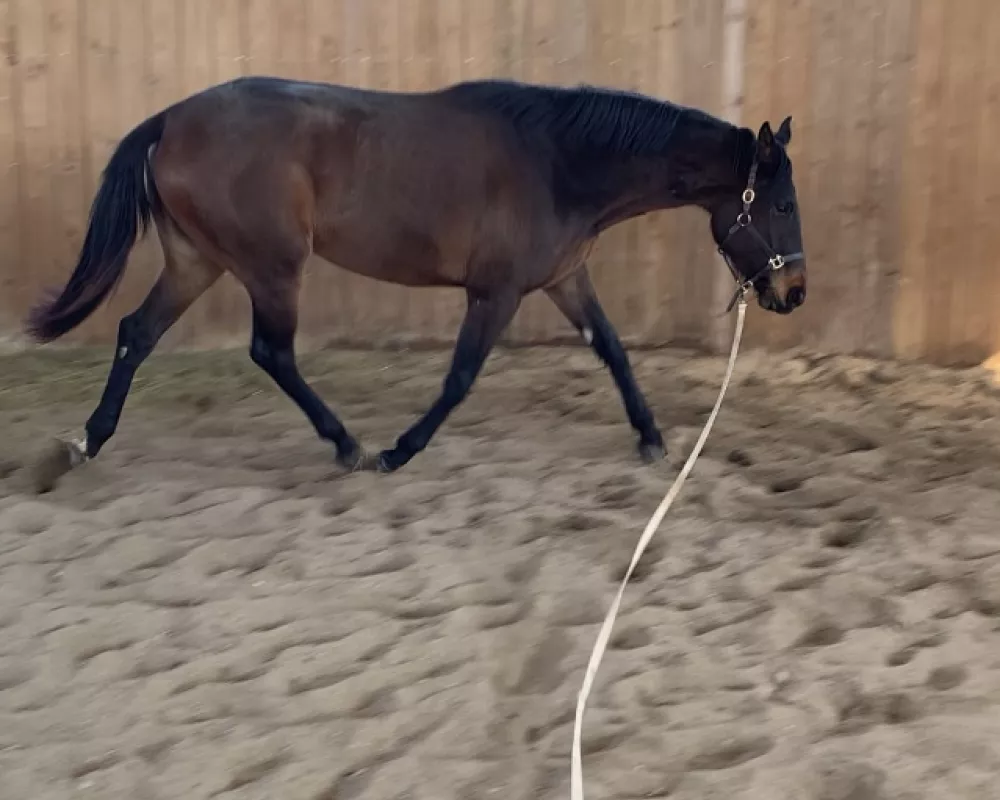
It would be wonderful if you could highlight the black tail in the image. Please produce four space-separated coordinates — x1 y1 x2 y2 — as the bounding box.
26 111 168 342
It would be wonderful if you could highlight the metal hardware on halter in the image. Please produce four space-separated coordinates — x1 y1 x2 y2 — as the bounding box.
717 153 803 313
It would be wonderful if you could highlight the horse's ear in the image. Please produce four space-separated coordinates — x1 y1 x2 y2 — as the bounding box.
775 116 792 145
756 121 776 161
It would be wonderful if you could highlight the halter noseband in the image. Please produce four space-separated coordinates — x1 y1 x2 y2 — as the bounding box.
717 155 804 312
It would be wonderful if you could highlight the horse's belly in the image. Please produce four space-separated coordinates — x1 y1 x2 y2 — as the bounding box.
312 227 466 288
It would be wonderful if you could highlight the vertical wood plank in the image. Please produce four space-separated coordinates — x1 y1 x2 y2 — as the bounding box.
46 0 87 340
935 0 989 364
832 0 880 355
116 0 147 130
214 0 245 83
18 0 53 331
893 0 947 360
245 0 275 79
0 0 22 329
801 1 848 353
464 0 497 80
146 0 177 110
83 0 116 200
273 0 307 79
969 3 1000 360
861 0 915 358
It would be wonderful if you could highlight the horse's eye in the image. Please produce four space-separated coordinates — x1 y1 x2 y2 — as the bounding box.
776 201 795 215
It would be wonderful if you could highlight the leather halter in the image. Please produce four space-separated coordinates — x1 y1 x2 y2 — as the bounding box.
717 155 804 312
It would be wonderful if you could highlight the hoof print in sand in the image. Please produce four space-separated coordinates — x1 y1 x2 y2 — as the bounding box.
476 599 534 630
30 439 81 495
808 757 887 800
0 457 21 481
595 476 641 508
352 549 417 577
772 606 845 650
926 664 967 691
880 691 922 724
610 624 652 651
970 565 1000 616
557 510 606 533
727 448 753 467
825 676 924 733
820 521 870 549
686 732 774 771
885 646 917 667
495 627 570 695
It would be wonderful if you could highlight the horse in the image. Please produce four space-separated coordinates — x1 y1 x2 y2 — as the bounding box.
24 76 806 490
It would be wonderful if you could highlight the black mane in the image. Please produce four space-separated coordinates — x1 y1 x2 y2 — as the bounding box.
441 79 773 217
443 79 694 160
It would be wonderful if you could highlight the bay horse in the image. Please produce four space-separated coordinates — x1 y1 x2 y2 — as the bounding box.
25 77 806 487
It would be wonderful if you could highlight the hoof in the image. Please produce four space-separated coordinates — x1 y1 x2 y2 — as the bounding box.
362 449 403 474
335 443 367 473
31 439 86 494
339 447 394 474
369 450 397 474
638 440 666 464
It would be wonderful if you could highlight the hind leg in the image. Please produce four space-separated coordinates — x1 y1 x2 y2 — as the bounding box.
243 266 362 469
81 220 222 460
546 266 664 462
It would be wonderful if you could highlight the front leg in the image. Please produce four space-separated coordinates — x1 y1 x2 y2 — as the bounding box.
375 288 521 473
545 266 665 462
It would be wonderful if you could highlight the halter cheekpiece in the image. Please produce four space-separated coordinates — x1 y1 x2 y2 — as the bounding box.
717 154 804 312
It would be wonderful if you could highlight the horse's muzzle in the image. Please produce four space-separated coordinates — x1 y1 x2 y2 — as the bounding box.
758 282 805 315
784 285 806 310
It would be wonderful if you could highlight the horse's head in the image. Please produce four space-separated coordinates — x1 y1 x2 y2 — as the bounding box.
710 117 806 315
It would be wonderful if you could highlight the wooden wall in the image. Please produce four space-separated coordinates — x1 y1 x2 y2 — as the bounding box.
0 0 997 365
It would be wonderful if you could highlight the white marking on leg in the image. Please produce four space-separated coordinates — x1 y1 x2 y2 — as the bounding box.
118 346 128 359
582 326 594 345
69 436 89 466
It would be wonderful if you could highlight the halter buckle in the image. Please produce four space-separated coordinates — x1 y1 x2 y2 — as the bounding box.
769 254 785 271
741 188 755 205
736 211 751 227
724 278 754 314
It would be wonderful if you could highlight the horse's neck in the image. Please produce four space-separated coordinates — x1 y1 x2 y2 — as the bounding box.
590 120 746 231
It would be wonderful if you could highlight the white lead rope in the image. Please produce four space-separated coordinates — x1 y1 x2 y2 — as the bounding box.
570 298 748 800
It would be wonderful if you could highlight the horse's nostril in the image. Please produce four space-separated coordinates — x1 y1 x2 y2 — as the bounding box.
786 286 805 308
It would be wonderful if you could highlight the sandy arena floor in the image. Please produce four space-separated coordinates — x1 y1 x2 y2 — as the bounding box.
1 343 999 800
